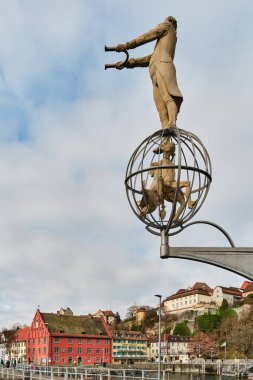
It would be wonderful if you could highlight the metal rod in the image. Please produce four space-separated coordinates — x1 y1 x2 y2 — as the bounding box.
160 229 170 258
154 295 162 380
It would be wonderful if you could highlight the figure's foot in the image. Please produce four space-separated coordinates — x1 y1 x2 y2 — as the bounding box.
162 122 175 129
188 200 197 209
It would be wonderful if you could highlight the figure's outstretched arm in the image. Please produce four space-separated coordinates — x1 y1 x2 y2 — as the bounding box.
117 20 171 51
116 55 151 70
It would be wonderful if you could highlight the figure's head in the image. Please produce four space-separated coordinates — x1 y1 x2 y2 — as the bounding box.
167 16 177 30
154 139 175 157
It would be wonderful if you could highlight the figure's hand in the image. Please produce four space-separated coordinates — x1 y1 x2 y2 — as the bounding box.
116 61 125 70
116 44 127 52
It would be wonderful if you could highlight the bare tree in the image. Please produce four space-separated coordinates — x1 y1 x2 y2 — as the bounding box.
189 332 217 359
227 306 253 358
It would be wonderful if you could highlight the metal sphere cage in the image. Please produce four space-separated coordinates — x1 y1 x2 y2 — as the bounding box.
125 127 212 236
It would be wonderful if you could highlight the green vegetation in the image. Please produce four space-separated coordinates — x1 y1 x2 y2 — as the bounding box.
197 314 221 333
173 321 191 336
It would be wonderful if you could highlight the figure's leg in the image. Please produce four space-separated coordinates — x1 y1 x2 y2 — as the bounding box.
153 85 169 129
179 181 196 209
156 70 178 128
173 191 185 221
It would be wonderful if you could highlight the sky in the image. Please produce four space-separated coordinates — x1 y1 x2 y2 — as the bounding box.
0 0 253 328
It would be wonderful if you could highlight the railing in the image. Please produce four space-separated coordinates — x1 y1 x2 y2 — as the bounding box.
0 366 164 380
1 360 253 380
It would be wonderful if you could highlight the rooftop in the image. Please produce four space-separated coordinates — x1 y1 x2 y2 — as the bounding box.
40 313 108 336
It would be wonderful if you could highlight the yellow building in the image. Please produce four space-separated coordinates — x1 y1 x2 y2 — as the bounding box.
111 330 147 364
135 308 148 325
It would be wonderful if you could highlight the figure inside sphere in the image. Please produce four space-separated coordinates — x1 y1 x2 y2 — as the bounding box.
115 16 183 128
138 139 196 221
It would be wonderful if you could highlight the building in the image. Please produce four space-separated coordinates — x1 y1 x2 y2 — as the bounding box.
211 286 242 306
240 281 253 291
167 336 190 363
148 336 168 362
110 330 147 364
242 282 253 298
164 282 213 315
10 328 29 364
135 308 148 325
148 335 190 363
94 310 116 325
57 307 73 316
26 309 112 365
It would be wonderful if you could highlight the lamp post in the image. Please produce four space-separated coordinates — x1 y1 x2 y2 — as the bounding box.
155 294 162 380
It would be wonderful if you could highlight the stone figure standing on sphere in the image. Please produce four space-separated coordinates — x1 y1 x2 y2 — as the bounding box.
115 16 183 129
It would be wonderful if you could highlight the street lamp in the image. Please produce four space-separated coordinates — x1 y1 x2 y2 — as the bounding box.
155 294 162 380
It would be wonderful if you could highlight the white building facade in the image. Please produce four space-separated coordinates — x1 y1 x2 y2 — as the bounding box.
164 283 213 315
211 286 242 306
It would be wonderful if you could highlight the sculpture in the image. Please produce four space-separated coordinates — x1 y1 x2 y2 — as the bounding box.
114 16 183 129
138 139 196 221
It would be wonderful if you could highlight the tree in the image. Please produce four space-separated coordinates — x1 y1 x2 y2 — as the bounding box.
173 321 191 336
219 299 229 310
143 309 158 329
1 327 18 358
125 305 137 319
189 332 217 359
197 314 221 333
162 313 178 334
227 307 253 358
115 312 121 324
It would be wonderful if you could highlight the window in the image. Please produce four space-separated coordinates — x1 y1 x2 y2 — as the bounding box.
38 338 40 344
54 347 59 353
87 348 92 354
96 349 100 354
68 357 72 364
33 339 35 344
87 338 91 345
96 357 100 362
55 356 59 362
33 348 35 354
78 339 82 344
87 357 91 363
96 339 100 345
68 338 72 344
106 339 109 345
55 338 59 343
44 338 46 344
68 348 72 354
105 348 109 354
78 348 82 354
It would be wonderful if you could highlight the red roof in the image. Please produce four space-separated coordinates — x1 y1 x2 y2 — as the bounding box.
103 310 115 317
244 283 253 293
17 328 29 342
219 286 242 296
192 282 212 292
167 282 213 302
241 281 253 290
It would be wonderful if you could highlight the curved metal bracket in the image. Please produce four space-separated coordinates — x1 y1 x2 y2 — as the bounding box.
176 220 235 247
160 220 253 280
